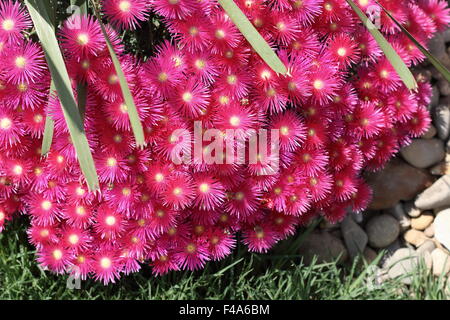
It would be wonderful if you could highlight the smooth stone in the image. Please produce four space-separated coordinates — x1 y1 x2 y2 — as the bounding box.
385 248 422 285
385 203 411 231
341 216 368 259
366 158 433 210
366 214 400 249
434 105 450 140
431 86 440 109
422 124 437 139
404 201 422 218
431 248 450 276
429 162 450 175
434 209 450 250
400 139 445 169
417 240 437 255
415 175 450 210
438 79 450 96
350 211 363 224
363 247 378 264
424 224 435 238
298 231 348 265
411 213 434 231
404 229 428 247
429 33 447 60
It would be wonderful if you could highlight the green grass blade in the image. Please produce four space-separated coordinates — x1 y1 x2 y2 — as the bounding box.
217 0 287 75
41 80 55 156
91 1 146 147
346 0 417 90
374 0 450 83
25 0 100 191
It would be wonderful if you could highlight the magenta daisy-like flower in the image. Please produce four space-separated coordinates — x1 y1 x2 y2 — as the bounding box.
92 249 123 285
94 204 126 239
59 14 105 61
37 244 74 274
192 174 226 211
102 0 149 30
1 41 46 84
174 240 210 271
0 0 32 44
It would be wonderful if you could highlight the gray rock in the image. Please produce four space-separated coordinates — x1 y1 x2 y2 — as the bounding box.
417 240 436 255
422 124 437 139
350 211 363 224
385 248 423 285
434 208 450 250
434 105 450 140
430 86 440 109
341 216 368 259
415 175 450 210
431 248 450 276
400 139 445 169
366 158 433 210
366 214 400 248
429 33 447 60
438 79 450 96
298 231 348 265
386 203 411 231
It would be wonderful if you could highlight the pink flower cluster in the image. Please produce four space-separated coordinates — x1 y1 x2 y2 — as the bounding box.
0 0 448 284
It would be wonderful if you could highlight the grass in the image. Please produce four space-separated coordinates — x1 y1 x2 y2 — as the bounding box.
0 217 449 300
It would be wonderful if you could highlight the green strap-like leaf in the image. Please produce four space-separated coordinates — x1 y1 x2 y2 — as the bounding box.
41 80 55 156
346 0 418 90
374 0 450 83
70 0 88 14
91 1 146 147
26 0 100 191
217 0 287 75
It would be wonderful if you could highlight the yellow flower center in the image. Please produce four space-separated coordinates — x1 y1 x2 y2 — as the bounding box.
77 33 89 45
119 0 131 12
105 216 116 226
15 56 26 68
0 118 12 130
2 19 14 31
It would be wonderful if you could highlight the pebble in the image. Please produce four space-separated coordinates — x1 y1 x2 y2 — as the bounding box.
417 240 437 255
341 216 368 259
431 248 450 276
431 86 440 109
434 209 450 250
385 248 423 285
433 104 450 140
404 201 422 218
386 203 411 231
366 158 433 210
415 175 450 210
438 79 450 96
366 214 400 248
363 247 378 264
424 224 435 238
298 231 348 265
411 213 434 231
404 229 428 247
429 162 450 175
422 124 437 139
400 139 445 169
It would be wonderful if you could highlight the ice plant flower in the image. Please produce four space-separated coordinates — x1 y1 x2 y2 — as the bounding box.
0 0 446 284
